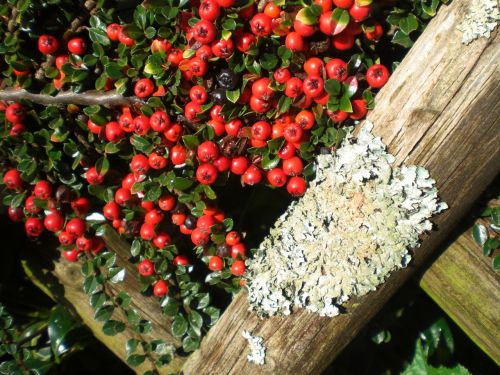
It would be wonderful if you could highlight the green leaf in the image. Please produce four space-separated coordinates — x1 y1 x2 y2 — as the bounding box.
172 314 188 337
89 28 110 46
226 89 241 103
83 275 100 295
105 63 123 80
102 320 125 336
222 18 236 31
162 297 179 316
144 53 164 76
421 0 441 17
95 156 109 175
116 291 132 308
173 177 194 190
131 239 142 257
109 267 126 283
144 183 162 202
324 79 341 96
188 310 203 336
94 306 114 322
493 255 500 271
399 14 419 35
182 135 200 149
182 336 200 352
339 95 353 113
90 292 107 310
126 338 139 355
48 306 77 356
260 53 278 70
331 8 350 35
295 4 323 25
127 354 146 367
392 30 413 48
472 224 488 247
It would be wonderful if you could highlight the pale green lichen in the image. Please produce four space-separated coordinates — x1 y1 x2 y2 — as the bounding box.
457 0 499 45
245 122 447 317
242 330 266 365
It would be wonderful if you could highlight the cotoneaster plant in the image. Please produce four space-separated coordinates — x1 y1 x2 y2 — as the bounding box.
0 0 408 367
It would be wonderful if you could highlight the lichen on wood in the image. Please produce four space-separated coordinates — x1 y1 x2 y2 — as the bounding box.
245 122 448 317
457 0 499 45
242 330 266 365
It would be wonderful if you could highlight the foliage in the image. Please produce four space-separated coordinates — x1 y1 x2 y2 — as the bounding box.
472 198 500 271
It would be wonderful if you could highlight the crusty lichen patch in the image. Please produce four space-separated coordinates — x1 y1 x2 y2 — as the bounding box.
242 330 266 365
457 0 499 45
245 122 447 317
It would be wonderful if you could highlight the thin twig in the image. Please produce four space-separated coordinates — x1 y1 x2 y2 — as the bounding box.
0 89 143 107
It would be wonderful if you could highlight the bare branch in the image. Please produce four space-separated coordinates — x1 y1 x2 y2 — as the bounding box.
0 89 143 107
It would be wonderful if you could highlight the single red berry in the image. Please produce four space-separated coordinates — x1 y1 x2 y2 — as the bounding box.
10 123 26 137
304 57 325 77
134 78 155 98
133 115 151 136
145 209 164 226
25 218 44 237
153 232 171 249
230 243 246 259
230 156 249 175
214 156 231 172
264 1 280 18
118 27 135 46
242 165 262 185
212 39 234 59
283 156 304 176
34 180 52 200
106 23 121 41
38 35 59 55
284 77 303 98
210 105 224 122
122 173 136 190
118 112 134 133
197 215 216 231
283 123 303 143
86 166 106 185
76 236 93 252
267 168 287 187
208 255 223 271
44 211 65 232
103 201 121 221
140 223 156 241
159 195 176 211
293 19 316 37
225 119 243 136
67 37 87 55
3 169 22 190
285 31 304 52
153 280 169 297
216 0 235 8
141 201 155 212
252 77 274 101
173 255 189 266
199 0 220 21
7 206 24 222
315 0 332 12
350 99 368 120
171 144 188 165
295 110 315 130
189 57 209 77
138 259 154 276
235 32 256 53
191 228 210 246
185 101 202 122
287 176 307 196
114 187 132 206
164 124 183 142
231 260 245 276
250 13 272 36
330 109 349 122
151 38 171 53
278 142 296 160
366 64 390 89
319 11 334 35
130 154 150 174
193 20 217 44
249 96 271 113
332 33 355 50
171 213 186 226
105 121 125 142
150 111 170 132
349 3 371 22
149 152 168 170
196 163 218 185
5 103 25 123
25 196 41 214
197 141 220 163
251 121 272 141
326 58 348 81
189 85 208 104
63 249 79 262
303 75 325 99
66 217 86 237
207 119 226 137
58 231 75 246
364 21 384 41
225 231 241 246
273 67 291 84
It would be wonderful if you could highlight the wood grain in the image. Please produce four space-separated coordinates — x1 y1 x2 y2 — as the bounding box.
182 0 500 373
419 216 500 365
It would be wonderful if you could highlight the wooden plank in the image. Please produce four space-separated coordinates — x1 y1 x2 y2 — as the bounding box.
419 216 500 365
182 0 500 373
22 227 186 374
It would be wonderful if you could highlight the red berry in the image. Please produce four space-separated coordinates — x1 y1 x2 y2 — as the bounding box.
173 255 189 266
141 201 155 212
105 121 125 142
159 195 176 211
267 168 287 187
283 123 303 143
287 176 307 196
197 141 219 163
285 31 304 52
7 206 24 222
214 156 231 172
44 211 65 232
197 215 216 231
278 142 296 160
315 0 332 12
252 77 274 101
150 111 170 132
25 196 41 214
230 156 249 175
303 75 325 99
189 57 209 77
216 0 235 8
140 223 156 241
330 109 349 122
138 259 154 276
326 58 348 81
249 96 271 113
153 280 169 297
332 33 355 50
167 49 183 66
106 24 121 41
349 4 371 22
86 166 106 185
366 64 390 89
250 13 272 36
350 99 368 120
235 32 256 53
264 2 280 18
3 169 22 190
67 37 86 55
231 260 245 276
191 228 210 246
230 243 246 259
295 110 315 130
63 249 79 262
242 165 262 185
58 231 75 246
196 163 218 185
293 19 316 37
134 78 155 98
130 154 150 174
34 180 52 200
274 67 291 84
304 57 325 77
333 0 353 9
207 119 226 137
149 152 168 170
118 27 135 46
25 218 44 237
185 101 202 122
114 187 132 206
38 35 58 55
212 39 234 59
208 256 223 271
153 232 171 249
5 103 25 123
251 121 272 141
76 236 93 252
319 11 334 35
225 119 243 136
364 21 383 41
171 213 186 226
145 209 164 226
189 85 208 104
151 38 171 53
193 20 217 44
171 144 188 165
103 201 121 221
199 0 220 21
283 156 304 176
66 217 86 237
284 77 303 98
165 124 183 142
